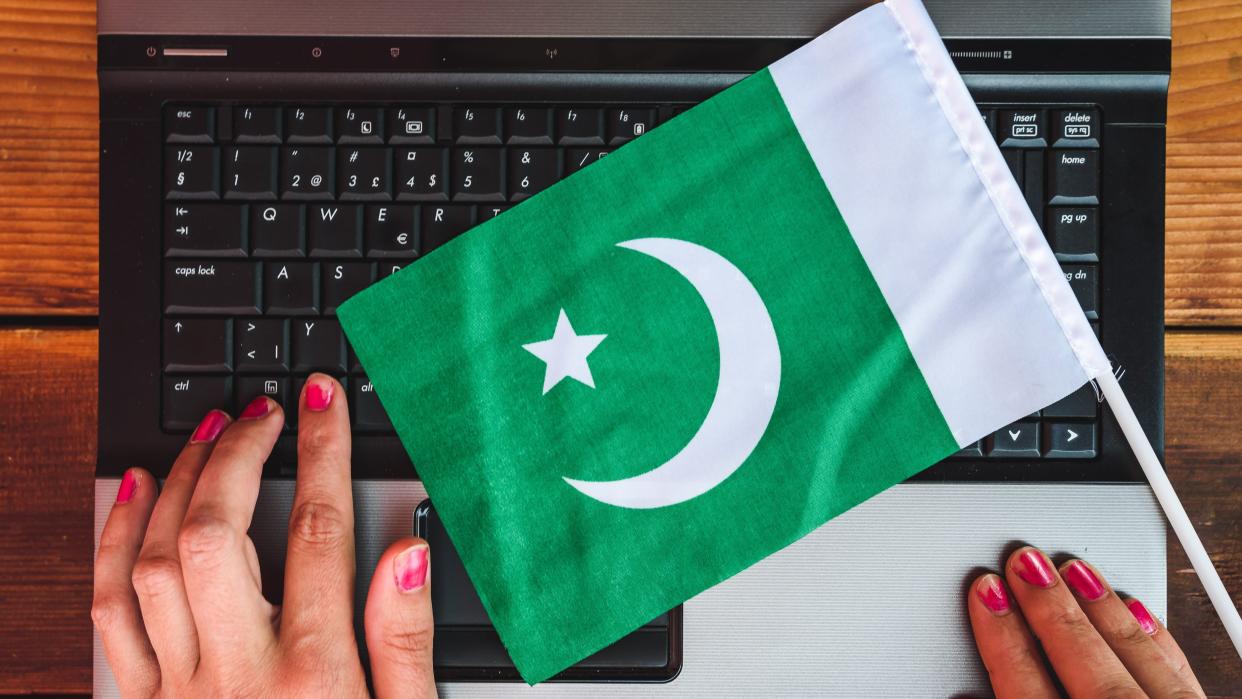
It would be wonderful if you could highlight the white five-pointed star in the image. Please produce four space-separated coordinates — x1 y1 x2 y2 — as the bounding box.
522 309 608 395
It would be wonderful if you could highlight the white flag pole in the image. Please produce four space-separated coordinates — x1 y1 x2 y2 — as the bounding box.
1096 370 1242 655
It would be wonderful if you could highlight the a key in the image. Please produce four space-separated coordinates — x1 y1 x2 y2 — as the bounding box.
454 107 502 144
1052 109 1100 148
163 376 233 431
338 147 391 200
291 376 347 427
979 109 995 138
224 146 278 199
336 107 384 144
1049 150 1099 204
566 148 610 174
164 204 246 257
236 376 292 426
286 107 333 144
998 109 1046 148
508 148 560 201
1062 264 1099 319
233 107 282 143
282 147 334 199
395 148 449 201
1023 151 1044 220
164 261 260 315
293 319 347 373
366 205 418 257
506 108 553 145
324 262 376 314
237 319 289 373
266 262 320 315
353 377 394 432
421 205 474 252
165 146 219 199
1002 150 1023 188
165 105 215 143
308 204 363 257
986 421 1040 458
378 262 406 279
1044 422 1097 458
1048 207 1099 262
452 148 504 201
387 106 436 144
251 204 305 257
164 319 232 372
950 441 984 459
478 205 509 221
1043 383 1099 418
607 108 656 145
558 108 604 145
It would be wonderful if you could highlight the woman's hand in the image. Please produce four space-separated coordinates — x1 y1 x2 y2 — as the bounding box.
92 374 437 697
969 545 1203 698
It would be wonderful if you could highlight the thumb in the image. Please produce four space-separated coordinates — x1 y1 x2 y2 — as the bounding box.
365 537 437 699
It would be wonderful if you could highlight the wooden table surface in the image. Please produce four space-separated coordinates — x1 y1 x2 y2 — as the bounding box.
3 0 1242 694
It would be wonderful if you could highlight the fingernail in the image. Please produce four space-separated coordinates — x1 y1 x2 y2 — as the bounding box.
1128 599 1158 635
191 410 229 443
394 544 429 593
1063 560 1107 601
1013 548 1057 588
116 469 139 504
240 395 271 420
976 574 1011 615
305 378 333 412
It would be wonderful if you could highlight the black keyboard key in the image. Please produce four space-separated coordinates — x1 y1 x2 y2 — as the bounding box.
366 205 418 257
951 441 984 459
233 107 282 144
286 107 333 144
1050 150 1099 204
1044 422 1097 459
1048 208 1099 262
479 205 509 221
237 319 289 373
353 377 394 432
336 107 384 144
164 204 246 257
452 148 504 201
324 262 376 314
293 319 347 373
395 148 449 201
251 204 305 257
308 204 363 257
1002 150 1022 188
454 107 502 144
291 376 347 428
164 319 232 373
165 105 215 143
388 106 435 144
1062 264 1099 319
1052 109 1100 148
236 376 292 426
566 148 610 174
421 205 474 252
998 109 1046 147
607 108 655 145
164 261 260 315
987 421 1040 458
339 147 391 200
979 109 995 138
378 261 406 279
163 376 233 431
506 108 553 145
282 147 334 199
1023 150 1044 220
1044 383 1099 418
165 146 219 199
558 108 604 145
266 262 320 315
224 146 278 199
508 148 560 201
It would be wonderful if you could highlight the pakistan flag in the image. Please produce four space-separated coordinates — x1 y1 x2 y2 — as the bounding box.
338 0 1109 684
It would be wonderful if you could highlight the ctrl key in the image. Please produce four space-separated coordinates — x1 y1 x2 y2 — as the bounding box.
163 376 233 431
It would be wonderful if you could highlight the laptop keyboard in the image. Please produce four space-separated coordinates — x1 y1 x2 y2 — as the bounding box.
161 102 1101 462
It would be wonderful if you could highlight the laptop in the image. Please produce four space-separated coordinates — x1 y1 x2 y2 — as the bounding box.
94 1 1172 695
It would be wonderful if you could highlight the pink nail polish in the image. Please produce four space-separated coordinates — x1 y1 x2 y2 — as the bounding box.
116 470 139 504
240 396 271 420
1128 599 1158 635
191 410 229 443
1063 560 1107 601
394 544 429 593
1013 548 1057 588
305 380 333 412
976 575 1011 614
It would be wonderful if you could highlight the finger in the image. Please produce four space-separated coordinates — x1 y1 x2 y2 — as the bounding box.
179 399 284 666
281 374 357 644
1124 597 1205 696
93 468 160 697
967 573 1060 699
131 410 229 680
1060 560 1204 698
366 538 437 699
1005 547 1143 698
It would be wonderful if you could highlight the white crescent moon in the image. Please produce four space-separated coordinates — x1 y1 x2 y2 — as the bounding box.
563 237 782 509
